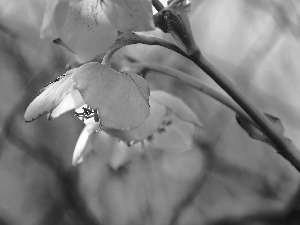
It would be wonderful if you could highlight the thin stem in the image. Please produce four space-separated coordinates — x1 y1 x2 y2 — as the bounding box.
191 54 300 171
102 46 121 65
131 63 249 120
107 32 300 172
104 32 187 63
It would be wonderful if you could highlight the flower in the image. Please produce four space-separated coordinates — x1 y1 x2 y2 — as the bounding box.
41 0 154 62
71 90 203 166
24 63 202 166
24 62 150 130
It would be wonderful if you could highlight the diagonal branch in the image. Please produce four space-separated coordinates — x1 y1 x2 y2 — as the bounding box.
130 63 251 122
109 32 300 172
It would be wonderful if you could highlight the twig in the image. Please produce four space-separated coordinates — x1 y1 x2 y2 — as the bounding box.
130 62 253 124
191 54 300 171
111 32 300 172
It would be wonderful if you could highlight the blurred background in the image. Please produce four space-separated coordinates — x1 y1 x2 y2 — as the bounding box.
0 0 300 224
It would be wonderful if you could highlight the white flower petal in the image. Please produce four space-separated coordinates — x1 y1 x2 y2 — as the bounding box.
106 98 166 143
73 62 150 130
110 0 154 31
40 0 69 39
41 0 118 63
50 89 84 119
24 70 75 122
151 90 203 128
72 121 100 165
147 113 196 152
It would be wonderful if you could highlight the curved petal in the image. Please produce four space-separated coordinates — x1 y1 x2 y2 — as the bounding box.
109 0 154 32
73 121 100 165
151 90 203 128
73 63 150 130
42 0 118 63
50 89 85 119
105 98 166 143
24 70 75 122
40 0 69 39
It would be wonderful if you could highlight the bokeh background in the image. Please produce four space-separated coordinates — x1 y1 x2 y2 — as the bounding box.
0 0 300 224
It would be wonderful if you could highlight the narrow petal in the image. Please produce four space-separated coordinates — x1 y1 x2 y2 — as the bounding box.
110 0 154 31
73 63 150 130
151 90 203 128
24 70 75 122
73 121 100 165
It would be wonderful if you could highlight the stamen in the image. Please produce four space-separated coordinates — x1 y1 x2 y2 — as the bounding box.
74 105 99 122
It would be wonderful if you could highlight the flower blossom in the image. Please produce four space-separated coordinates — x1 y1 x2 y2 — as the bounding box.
41 0 154 62
24 62 150 130
71 90 203 166
25 65 202 165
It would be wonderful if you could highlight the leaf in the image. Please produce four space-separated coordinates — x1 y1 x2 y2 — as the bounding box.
41 0 118 63
150 90 203 128
109 0 154 32
147 112 196 152
24 70 75 122
236 113 285 146
73 62 150 130
105 98 166 144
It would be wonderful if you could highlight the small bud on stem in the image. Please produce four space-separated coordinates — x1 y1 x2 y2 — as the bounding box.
154 0 200 56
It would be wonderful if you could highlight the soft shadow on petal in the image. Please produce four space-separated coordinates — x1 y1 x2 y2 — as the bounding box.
151 90 203 128
73 63 150 130
50 89 85 119
110 0 155 31
24 70 75 122
59 0 118 62
106 98 166 143
147 112 196 152
40 0 69 39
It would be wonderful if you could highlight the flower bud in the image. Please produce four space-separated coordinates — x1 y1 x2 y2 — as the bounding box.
154 0 200 56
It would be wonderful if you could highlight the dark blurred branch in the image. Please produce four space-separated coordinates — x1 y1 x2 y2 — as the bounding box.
150 3 300 171
191 54 300 172
116 32 300 173
206 181 300 225
130 62 257 128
